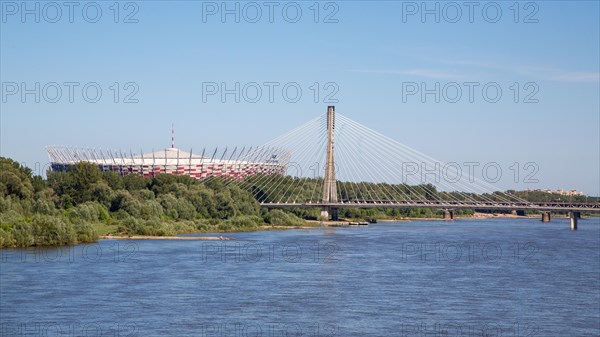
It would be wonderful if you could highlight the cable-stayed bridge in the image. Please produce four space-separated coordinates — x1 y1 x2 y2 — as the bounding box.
47 106 599 229
219 106 599 229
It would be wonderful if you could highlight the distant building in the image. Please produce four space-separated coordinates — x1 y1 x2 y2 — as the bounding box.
46 146 290 180
533 187 584 196
563 189 583 196
527 188 584 196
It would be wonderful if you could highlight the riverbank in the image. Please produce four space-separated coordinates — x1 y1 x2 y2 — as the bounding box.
101 235 234 240
376 213 543 221
6 215 594 248
97 223 322 241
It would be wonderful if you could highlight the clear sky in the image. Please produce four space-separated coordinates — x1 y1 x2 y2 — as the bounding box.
1 1 599 195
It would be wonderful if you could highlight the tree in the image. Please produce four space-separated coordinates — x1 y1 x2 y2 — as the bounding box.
111 190 142 218
123 174 147 191
0 158 34 200
70 162 102 203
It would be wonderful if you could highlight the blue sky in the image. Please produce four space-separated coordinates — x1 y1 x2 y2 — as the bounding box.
1 1 599 194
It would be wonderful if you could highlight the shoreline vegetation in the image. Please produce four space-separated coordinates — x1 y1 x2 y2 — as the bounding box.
1 157 597 248
98 212 585 241
100 235 235 240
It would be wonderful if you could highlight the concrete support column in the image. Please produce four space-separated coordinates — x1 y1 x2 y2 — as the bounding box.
541 212 551 223
569 211 580 230
443 210 454 220
330 208 339 221
321 208 338 221
321 106 337 221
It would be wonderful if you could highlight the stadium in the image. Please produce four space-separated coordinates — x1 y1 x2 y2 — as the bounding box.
46 145 290 180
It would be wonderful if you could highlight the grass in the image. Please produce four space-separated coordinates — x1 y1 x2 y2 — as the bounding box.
93 223 119 236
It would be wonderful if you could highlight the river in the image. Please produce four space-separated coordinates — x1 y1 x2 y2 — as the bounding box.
1 218 599 336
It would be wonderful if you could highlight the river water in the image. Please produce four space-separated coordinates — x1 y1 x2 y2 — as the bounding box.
1 218 599 336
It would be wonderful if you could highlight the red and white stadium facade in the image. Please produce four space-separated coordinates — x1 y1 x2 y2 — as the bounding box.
46 146 290 180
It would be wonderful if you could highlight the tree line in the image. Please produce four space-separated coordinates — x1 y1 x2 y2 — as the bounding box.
0 157 303 248
2 156 596 248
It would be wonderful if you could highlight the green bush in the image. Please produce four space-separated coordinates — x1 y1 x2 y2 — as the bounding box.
0 227 15 248
111 190 142 218
0 228 15 248
264 210 305 227
135 219 169 236
195 218 221 231
74 222 98 243
0 158 34 200
29 215 77 246
118 217 143 235
186 188 215 218
157 193 196 220
97 203 110 221
115 218 197 236
177 199 196 220
11 221 34 247
0 209 24 226
88 181 116 208
123 174 147 191
140 200 164 220
0 195 25 215
132 189 155 201
67 202 101 223
0 214 91 248
213 193 236 219
217 215 264 232
33 195 57 215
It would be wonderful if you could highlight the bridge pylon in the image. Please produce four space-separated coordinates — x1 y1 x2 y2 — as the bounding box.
321 106 338 220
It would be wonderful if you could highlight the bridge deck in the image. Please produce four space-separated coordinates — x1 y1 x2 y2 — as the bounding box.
261 201 600 213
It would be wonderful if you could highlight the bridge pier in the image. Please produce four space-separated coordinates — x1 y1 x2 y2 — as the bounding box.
541 212 551 223
321 208 339 221
516 210 526 216
443 210 454 220
569 211 580 230
330 208 338 221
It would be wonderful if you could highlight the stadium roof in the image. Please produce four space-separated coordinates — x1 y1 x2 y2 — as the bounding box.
46 146 291 167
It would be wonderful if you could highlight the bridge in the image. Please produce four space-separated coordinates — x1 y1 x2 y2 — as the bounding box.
263 201 600 213
218 106 599 229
